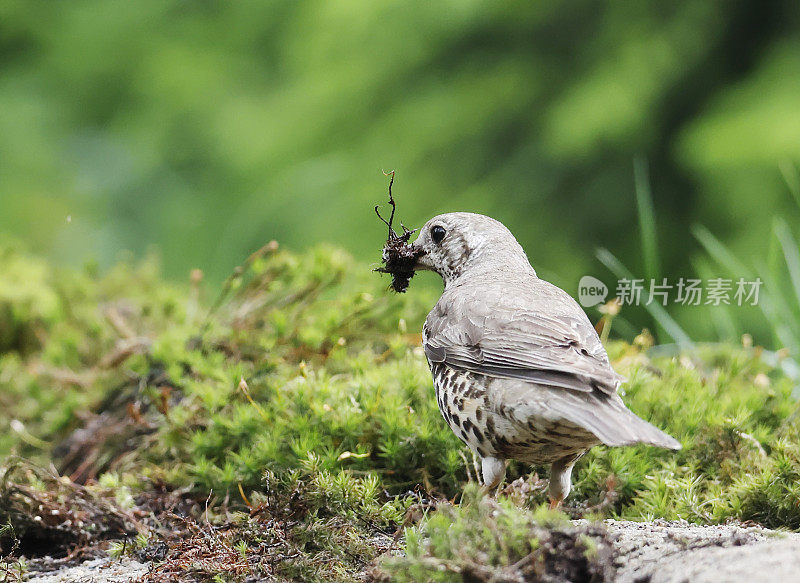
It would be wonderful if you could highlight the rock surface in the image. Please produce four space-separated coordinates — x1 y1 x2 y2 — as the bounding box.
24 520 800 582
606 519 800 583
27 558 149 583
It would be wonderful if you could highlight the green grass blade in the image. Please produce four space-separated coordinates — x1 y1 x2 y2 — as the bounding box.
633 155 660 281
693 223 799 353
694 260 739 341
779 160 800 209
773 218 800 313
691 224 751 277
596 247 693 348
753 259 800 353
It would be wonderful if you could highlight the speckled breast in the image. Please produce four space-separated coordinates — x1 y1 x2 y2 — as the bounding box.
429 362 597 464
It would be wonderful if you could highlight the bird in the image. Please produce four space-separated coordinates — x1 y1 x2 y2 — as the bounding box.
404 212 680 508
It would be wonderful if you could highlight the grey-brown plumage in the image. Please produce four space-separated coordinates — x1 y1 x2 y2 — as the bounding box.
407 212 680 505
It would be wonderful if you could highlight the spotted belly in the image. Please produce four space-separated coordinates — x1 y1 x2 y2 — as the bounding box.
429 362 597 464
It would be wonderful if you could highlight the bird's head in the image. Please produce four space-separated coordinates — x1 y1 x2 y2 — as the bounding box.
410 212 536 286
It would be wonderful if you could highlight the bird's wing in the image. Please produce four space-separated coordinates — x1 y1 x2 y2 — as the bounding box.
423 278 625 395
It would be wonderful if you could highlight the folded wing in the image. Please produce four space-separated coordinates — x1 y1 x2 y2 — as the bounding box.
424 278 625 395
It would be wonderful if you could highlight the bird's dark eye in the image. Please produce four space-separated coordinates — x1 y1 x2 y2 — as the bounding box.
431 225 446 244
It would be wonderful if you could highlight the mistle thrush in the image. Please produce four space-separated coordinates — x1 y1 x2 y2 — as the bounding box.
405 212 680 506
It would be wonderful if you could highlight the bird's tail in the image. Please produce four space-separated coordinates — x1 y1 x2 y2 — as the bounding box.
608 406 681 450
554 394 681 450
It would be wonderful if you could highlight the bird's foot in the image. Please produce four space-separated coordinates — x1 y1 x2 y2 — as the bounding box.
478 484 503 499
548 497 563 510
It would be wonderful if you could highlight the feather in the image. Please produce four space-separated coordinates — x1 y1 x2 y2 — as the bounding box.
496 379 682 450
424 274 625 396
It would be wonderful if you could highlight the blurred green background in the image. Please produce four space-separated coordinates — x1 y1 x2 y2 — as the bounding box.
2 0 800 346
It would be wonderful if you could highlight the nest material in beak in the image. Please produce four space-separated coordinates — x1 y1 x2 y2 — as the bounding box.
377 236 423 293
374 171 422 293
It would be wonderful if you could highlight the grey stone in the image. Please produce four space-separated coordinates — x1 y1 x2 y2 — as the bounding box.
26 557 148 583
603 519 800 583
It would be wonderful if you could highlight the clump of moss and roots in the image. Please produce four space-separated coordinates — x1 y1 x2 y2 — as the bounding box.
1 242 800 581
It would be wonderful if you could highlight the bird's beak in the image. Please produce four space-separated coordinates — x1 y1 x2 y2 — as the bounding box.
410 244 432 271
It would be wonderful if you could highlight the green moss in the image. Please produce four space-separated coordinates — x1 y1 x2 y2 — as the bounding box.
377 486 613 582
3 243 800 578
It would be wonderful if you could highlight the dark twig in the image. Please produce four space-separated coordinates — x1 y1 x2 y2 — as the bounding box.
373 171 424 292
374 170 396 236
375 171 417 243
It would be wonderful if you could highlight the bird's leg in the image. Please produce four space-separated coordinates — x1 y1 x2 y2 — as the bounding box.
548 454 580 510
471 451 482 485
479 456 506 497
